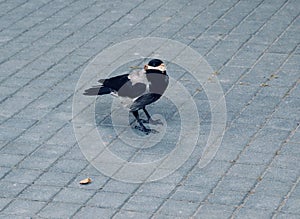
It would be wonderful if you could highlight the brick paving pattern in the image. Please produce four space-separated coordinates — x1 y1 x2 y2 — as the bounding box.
0 0 299 218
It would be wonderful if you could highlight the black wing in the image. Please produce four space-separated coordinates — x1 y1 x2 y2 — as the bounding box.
85 73 147 98
84 74 129 96
99 74 130 91
100 73 148 98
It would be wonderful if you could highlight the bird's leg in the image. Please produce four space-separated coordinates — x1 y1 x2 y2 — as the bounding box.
143 107 151 121
132 110 151 134
142 107 163 125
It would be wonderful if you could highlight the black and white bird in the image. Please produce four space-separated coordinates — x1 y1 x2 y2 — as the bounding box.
84 59 169 134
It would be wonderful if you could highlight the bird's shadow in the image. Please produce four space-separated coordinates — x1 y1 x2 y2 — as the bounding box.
132 125 159 135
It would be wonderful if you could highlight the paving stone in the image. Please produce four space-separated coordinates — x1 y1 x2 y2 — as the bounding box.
291 131 300 143
246 141 279 156
73 206 115 219
1 140 40 155
208 190 247 206
280 142 300 157
281 197 300 215
0 140 8 151
184 173 219 188
46 123 78 145
290 183 300 198
122 195 164 213
244 194 283 210
63 145 86 160
48 158 88 173
275 212 300 219
234 207 273 219
102 180 140 194
158 170 185 185
0 167 11 179
87 191 130 209
267 71 299 89
246 129 290 154
1 199 45 217
0 0 299 217
158 199 199 217
2 168 42 185
18 156 57 170
31 143 69 159
227 163 265 179
194 203 235 219
237 150 274 165
254 179 292 197
53 187 95 204
0 182 27 198
265 117 298 131
38 202 81 218
113 210 153 219
170 189 207 203
18 121 66 142
216 176 256 193
271 155 300 171
135 182 175 198
264 166 299 183
221 124 257 151
0 198 11 211
0 214 32 219
18 185 61 202
0 126 25 142
153 212 181 219
35 171 76 187
273 101 300 120
192 160 232 178
2 117 37 130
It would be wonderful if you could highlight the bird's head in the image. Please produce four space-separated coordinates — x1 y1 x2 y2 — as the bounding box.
144 59 166 73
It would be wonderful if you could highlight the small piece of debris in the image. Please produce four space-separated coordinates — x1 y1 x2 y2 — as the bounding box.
195 88 202 93
260 83 269 87
248 189 255 195
239 82 250 86
79 178 92 185
208 77 212 81
130 66 142 69
270 74 279 79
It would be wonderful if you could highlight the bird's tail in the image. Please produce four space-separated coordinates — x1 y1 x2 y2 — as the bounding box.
83 86 111 96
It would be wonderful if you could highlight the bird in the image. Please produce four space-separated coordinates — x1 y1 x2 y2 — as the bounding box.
84 59 169 134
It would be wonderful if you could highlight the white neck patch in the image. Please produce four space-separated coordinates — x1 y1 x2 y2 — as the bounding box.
145 64 166 72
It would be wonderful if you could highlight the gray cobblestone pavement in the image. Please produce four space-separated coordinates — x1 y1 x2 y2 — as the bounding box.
0 0 299 218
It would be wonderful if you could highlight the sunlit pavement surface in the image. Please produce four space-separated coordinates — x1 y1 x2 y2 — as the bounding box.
0 0 299 218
